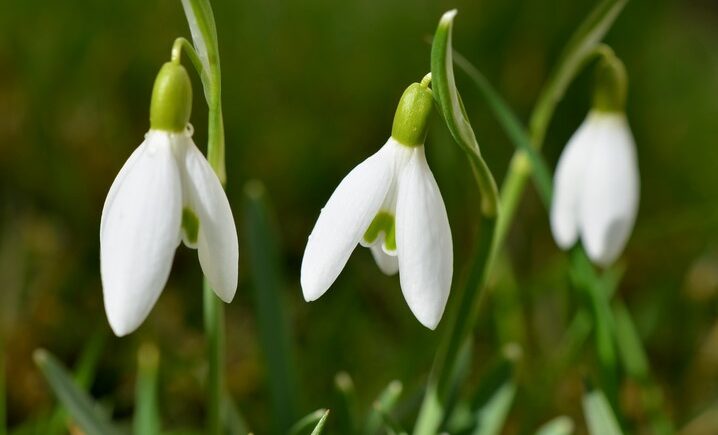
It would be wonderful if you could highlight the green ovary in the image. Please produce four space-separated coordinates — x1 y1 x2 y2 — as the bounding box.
182 207 199 245
363 211 396 252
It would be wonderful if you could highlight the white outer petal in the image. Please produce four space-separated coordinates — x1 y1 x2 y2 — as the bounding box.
370 243 399 276
175 136 239 302
579 113 639 266
550 114 596 249
301 142 394 301
100 132 182 336
395 147 453 329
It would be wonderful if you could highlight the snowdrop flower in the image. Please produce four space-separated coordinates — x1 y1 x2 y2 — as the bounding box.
100 62 238 336
550 53 639 267
301 76 453 329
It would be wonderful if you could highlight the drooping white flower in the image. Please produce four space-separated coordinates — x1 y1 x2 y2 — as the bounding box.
100 62 238 336
550 110 639 266
551 52 639 267
301 79 453 329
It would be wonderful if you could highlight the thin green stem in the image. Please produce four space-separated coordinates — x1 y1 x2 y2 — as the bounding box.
204 279 225 435
171 37 208 84
134 343 161 435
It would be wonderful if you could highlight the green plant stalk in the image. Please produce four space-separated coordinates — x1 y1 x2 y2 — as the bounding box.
204 279 225 435
181 0 225 183
178 2 229 433
499 0 626 243
415 2 627 432
414 12 500 434
134 343 161 435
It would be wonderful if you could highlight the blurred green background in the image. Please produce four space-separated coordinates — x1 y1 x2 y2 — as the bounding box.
1 0 718 433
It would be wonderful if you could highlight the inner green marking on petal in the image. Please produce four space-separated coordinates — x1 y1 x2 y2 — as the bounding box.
363 211 396 252
181 207 199 245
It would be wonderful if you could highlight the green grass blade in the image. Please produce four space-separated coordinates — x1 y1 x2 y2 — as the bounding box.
243 180 299 433
310 410 330 435
535 416 574 435
47 331 106 434
364 380 403 435
33 349 122 435
472 382 516 435
613 301 649 381
223 394 251 435
452 50 552 206
334 372 358 434
582 388 623 435
430 9 499 217
290 409 329 435
134 343 161 435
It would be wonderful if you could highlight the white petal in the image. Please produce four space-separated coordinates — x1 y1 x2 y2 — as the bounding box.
100 132 183 336
370 243 399 275
395 147 453 329
175 136 239 302
550 114 596 249
579 113 639 266
301 142 394 301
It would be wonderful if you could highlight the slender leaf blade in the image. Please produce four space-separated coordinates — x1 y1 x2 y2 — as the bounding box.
472 381 516 435
134 343 161 435
310 410 330 435
33 349 122 435
243 180 299 432
290 409 329 435
364 380 403 435
535 416 574 435
582 388 623 435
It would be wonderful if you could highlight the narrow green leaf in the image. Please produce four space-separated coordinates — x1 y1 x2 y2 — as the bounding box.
452 50 553 206
472 382 516 435
223 394 251 435
290 409 329 435
48 331 107 434
134 343 161 435
364 380 403 435
334 372 358 434
33 349 122 435
613 301 649 381
430 10 499 217
582 388 623 435
180 0 225 182
243 180 299 432
310 410 330 435
202 279 225 435
535 416 574 435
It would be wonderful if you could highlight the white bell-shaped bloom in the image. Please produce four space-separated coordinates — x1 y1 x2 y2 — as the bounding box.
100 62 238 336
550 111 639 266
101 128 238 336
301 139 453 330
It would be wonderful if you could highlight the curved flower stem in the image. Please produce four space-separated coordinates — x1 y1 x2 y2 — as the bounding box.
414 2 627 433
171 37 207 84
178 1 228 434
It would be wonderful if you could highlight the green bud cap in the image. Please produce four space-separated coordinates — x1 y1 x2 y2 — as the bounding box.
592 53 627 113
150 62 192 132
391 80 434 147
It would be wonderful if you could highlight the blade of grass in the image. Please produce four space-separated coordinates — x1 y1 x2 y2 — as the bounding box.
290 409 329 435
535 416 574 435
334 372 358 434
365 381 403 435
1 337 5 435
582 387 623 435
33 349 122 435
452 50 552 205
310 410 330 435
243 180 299 433
134 343 160 435
223 393 251 435
47 331 106 434
472 381 516 435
